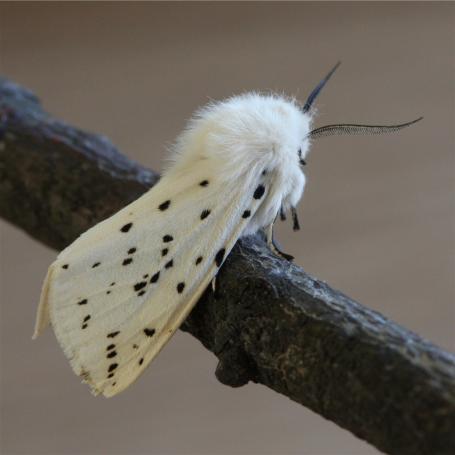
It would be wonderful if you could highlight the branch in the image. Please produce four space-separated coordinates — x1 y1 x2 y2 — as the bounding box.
1 76 454 455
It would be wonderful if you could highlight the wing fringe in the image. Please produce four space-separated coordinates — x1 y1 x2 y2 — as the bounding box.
32 263 55 339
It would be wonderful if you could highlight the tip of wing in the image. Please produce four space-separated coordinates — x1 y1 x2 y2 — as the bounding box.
33 264 55 340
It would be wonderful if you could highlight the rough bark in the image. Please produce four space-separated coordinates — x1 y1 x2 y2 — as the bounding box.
1 76 454 455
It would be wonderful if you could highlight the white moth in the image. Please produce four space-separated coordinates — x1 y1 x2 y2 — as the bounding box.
33 63 421 397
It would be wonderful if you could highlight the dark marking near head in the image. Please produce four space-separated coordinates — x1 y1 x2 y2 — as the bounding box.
108 363 118 372
253 184 265 199
134 281 147 292
128 247 137 255
138 290 146 296
161 248 169 257
133 344 139 349
77 299 88 306
83 315 91 322
177 282 185 293
150 271 160 283
163 235 173 243
107 331 120 338
62 264 69 269
120 222 133 233
215 248 226 267
107 373 114 379
165 259 173 269
81 323 88 329
200 209 211 220
139 358 144 365
199 180 209 187
195 256 203 265
298 148 306 166
144 328 156 337
159 200 171 211
107 351 117 358
92 262 100 268
242 210 251 219
106 344 115 351
122 258 133 266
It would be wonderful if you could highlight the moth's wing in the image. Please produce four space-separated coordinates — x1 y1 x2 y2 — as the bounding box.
34 164 268 397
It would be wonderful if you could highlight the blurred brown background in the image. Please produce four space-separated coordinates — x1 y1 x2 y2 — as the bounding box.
0 2 453 454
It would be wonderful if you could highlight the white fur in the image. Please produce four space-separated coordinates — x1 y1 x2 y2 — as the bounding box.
33 93 312 397
168 92 311 235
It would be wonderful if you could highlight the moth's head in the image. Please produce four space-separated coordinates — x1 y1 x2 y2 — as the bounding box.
170 62 422 174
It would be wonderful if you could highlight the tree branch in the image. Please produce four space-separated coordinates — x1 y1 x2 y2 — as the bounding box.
1 76 454 455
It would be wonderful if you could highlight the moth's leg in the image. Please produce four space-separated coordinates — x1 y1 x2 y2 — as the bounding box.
266 218 294 262
291 206 301 231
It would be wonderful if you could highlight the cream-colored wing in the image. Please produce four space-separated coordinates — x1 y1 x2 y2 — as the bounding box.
34 163 268 397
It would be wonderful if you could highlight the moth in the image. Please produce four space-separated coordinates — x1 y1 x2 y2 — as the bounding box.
33 63 421 397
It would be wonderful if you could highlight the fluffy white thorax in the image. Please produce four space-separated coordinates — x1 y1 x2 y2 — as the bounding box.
166 92 312 235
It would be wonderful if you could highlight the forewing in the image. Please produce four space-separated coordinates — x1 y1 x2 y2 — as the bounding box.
35 164 268 397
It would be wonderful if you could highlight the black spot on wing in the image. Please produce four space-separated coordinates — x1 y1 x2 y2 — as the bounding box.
177 282 185 293
165 259 173 269
253 184 265 199
195 256 203 265
122 258 133 266
150 271 160 283
199 180 209 187
143 274 149 279
128 247 137 254
107 373 114 379
159 200 171 211
138 290 146 296
81 323 88 329
161 248 169 257
139 358 144 365
108 363 118 372
120 222 133 233
83 315 91 323
242 210 251 218
200 209 211 220
215 248 226 267
133 344 139 349
106 344 115 351
92 262 100 268
62 264 69 269
77 299 88 306
163 235 173 243
107 350 117 358
107 331 120 338
134 281 147 292
144 328 155 337
110 282 116 286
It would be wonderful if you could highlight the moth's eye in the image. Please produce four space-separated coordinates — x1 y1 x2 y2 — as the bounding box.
298 148 306 166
